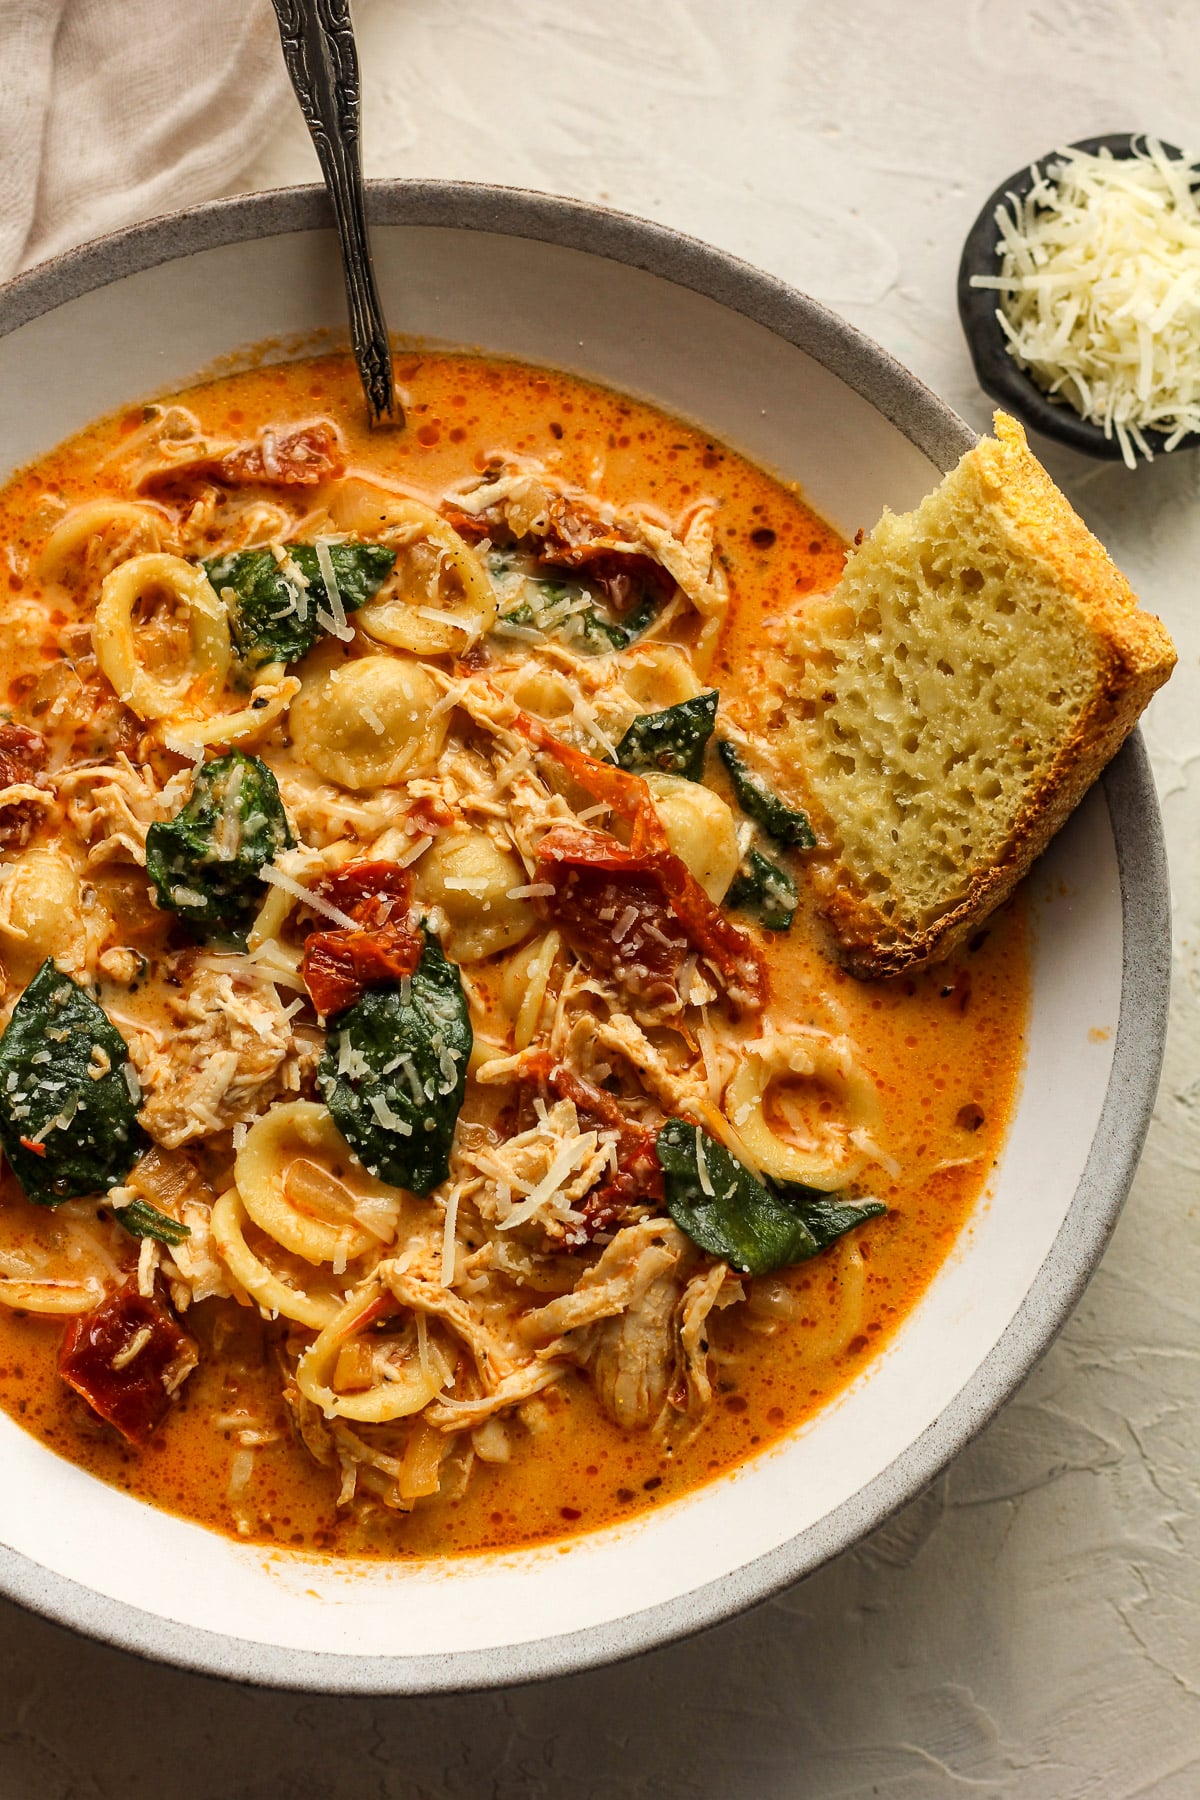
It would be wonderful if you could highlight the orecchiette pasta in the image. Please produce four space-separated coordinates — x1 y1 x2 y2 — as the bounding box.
0 1277 106 1314
723 1031 883 1190
37 499 173 581
235 1102 402 1266
92 552 230 721
290 654 448 789
210 1187 341 1330
294 1278 450 1422
501 665 577 721
794 1240 868 1367
620 644 704 711
643 773 739 902
327 481 497 655
0 849 102 982
169 675 300 751
415 827 536 962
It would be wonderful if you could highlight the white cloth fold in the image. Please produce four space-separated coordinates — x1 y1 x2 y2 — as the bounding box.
0 0 290 281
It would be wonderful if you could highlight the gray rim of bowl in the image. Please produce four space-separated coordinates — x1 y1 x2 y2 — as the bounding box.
0 181 1171 1696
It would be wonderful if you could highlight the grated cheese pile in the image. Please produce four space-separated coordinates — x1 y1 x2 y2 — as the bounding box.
971 139 1200 466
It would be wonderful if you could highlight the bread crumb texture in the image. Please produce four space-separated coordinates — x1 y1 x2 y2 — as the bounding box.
778 413 1176 977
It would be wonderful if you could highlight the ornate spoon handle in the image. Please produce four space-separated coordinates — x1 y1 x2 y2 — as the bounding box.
270 0 400 429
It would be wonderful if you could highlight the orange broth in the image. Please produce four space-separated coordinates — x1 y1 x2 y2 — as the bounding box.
0 352 1026 1557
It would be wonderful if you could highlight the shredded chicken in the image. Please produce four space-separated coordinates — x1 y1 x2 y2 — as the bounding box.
423 1359 566 1432
382 1250 520 1390
133 965 319 1148
273 767 414 849
563 1011 707 1121
61 756 190 867
591 1268 680 1427
165 1201 234 1307
676 1262 735 1421
520 1221 731 1432
457 1096 618 1246
522 1220 688 1342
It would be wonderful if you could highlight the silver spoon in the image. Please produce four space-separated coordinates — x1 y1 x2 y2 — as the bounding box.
270 0 401 430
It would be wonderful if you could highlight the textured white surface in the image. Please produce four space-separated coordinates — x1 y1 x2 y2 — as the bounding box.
1 1 1199 1792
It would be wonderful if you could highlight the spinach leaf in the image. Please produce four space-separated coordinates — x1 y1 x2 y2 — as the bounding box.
204 541 396 668
615 691 718 782
656 1118 883 1275
145 751 293 937
317 931 472 1195
718 741 817 848
0 961 148 1206
114 1198 191 1247
726 846 798 932
789 1191 888 1254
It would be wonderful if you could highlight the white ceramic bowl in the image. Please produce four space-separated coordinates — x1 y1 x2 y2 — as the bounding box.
0 183 1169 1693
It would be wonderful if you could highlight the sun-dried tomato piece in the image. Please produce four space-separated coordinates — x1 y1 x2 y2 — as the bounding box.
301 862 423 1019
516 713 766 1011
303 932 423 1019
445 491 673 616
651 848 768 1010
310 862 414 921
579 1143 665 1235
520 1053 665 1236
538 499 674 615
0 723 48 850
143 421 346 493
59 1283 197 1446
405 794 454 835
585 556 675 618
515 711 663 839
217 422 345 488
454 641 492 673
0 722 47 785
537 829 689 1015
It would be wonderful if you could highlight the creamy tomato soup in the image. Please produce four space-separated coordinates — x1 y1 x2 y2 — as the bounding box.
0 353 1025 1557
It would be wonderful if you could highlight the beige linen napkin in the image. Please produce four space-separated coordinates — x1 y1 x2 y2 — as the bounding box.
0 0 289 280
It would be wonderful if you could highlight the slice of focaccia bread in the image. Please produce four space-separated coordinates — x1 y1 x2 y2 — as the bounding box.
780 411 1176 978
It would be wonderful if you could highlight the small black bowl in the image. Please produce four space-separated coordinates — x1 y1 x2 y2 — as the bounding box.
958 132 1200 461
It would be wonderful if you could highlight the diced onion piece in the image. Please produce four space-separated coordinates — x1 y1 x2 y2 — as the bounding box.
397 1422 447 1500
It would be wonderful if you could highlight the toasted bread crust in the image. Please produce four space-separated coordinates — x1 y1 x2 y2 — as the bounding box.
798 413 1175 979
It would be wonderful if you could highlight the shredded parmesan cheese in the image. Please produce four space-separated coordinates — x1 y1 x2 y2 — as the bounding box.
314 538 354 641
393 832 434 868
161 733 206 763
971 139 1200 465
505 882 555 900
440 1183 461 1287
611 905 639 944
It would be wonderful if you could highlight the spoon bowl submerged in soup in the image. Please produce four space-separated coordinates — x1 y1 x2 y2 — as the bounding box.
0 351 1026 1557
